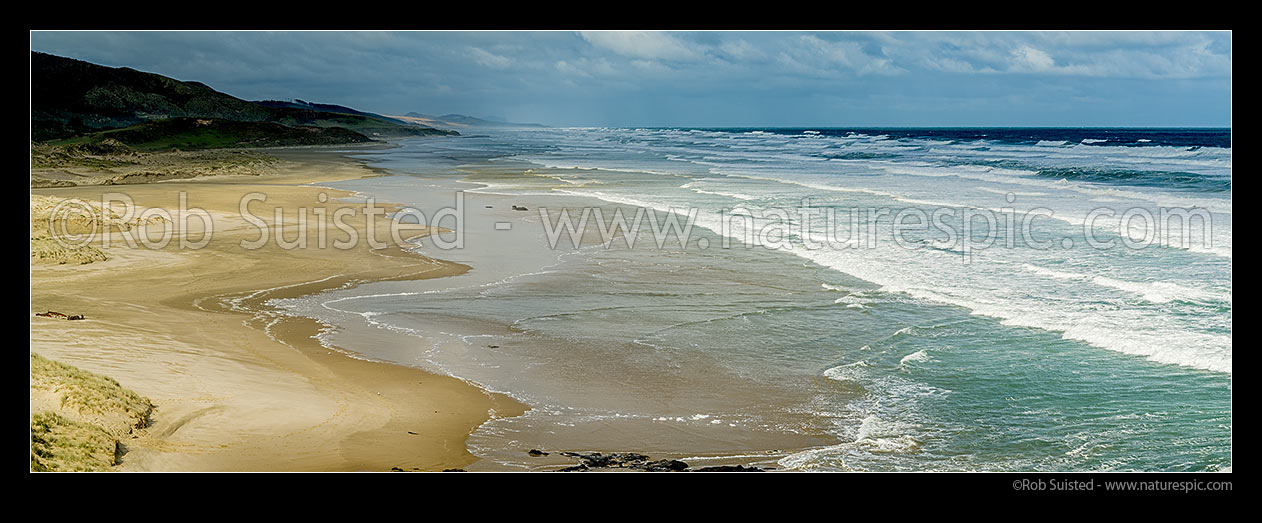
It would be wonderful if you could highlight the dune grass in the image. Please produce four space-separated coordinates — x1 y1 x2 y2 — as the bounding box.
30 353 153 472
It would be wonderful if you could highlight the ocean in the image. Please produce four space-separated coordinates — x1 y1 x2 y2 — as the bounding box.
274 127 1231 471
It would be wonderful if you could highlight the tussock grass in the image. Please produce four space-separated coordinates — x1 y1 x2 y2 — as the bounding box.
30 353 154 472
30 411 117 472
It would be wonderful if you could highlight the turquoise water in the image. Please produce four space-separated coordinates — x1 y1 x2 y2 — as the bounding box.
280 128 1231 471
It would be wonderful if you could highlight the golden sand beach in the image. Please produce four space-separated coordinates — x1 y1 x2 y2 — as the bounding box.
30 147 525 471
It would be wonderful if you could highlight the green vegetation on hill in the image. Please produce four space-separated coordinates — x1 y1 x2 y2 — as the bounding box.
33 52 272 140
265 107 451 138
31 52 457 146
256 99 412 125
53 117 376 151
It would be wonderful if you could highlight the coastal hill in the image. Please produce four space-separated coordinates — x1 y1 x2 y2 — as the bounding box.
393 112 546 130
53 117 377 152
255 99 413 126
31 52 457 148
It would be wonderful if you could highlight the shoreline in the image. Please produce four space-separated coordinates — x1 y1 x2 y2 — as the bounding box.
31 145 526 471
278 159 845 471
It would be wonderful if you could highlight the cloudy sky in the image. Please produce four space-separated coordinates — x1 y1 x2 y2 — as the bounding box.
30 31 1231 127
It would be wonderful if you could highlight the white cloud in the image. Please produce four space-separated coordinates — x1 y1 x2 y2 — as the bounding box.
781 35 904 76
1009 45 1056 72
554 57 619 78
554 59 587 77
893 31 1230 79
469 47 511 69
579 31 701 61
717 39 766 62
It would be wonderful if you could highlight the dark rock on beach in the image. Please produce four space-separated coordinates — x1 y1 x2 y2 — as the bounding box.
561 451 651 468
693 465 765 472
555 450 764 472
642 459 690 472
35 311 85 320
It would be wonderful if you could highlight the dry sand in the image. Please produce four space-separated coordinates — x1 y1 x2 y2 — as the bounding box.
30 147 526 471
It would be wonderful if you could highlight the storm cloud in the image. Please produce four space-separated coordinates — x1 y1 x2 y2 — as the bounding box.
29 31 1232 127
